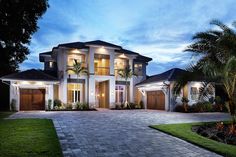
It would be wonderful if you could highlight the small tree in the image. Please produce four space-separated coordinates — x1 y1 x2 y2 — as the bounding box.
67 59 88 103
118 66 136 108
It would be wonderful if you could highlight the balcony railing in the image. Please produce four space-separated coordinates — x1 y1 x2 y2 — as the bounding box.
95 67 110 75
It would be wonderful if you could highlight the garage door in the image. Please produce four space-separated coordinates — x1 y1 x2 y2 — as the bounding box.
147 91 165 110
20 89 45 110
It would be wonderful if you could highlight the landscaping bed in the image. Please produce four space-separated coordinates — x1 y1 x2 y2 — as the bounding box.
192 122 236 145
0 112 63 157
151 122 236 157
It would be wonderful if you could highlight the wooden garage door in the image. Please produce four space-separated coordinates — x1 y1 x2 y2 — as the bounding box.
147 91 165 110
20 89 45 110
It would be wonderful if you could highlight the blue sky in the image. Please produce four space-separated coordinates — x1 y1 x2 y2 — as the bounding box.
20 0 236 75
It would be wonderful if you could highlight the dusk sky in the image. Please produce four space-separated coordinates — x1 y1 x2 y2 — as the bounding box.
20 0 236 75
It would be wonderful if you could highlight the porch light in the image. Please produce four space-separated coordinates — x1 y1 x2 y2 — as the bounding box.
21 81 30 85
71 49 80 53
35 82 44 85
102 93 105 97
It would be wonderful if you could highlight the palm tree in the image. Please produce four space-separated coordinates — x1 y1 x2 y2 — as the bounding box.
173 20 236 123
118 65 136 108
67 59 88 103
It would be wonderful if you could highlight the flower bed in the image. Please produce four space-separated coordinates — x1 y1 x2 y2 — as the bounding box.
192 122 236 145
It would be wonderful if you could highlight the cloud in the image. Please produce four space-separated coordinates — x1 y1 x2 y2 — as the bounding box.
19 0 236 75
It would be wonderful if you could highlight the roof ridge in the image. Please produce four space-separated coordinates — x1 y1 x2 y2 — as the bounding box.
167 68 176 81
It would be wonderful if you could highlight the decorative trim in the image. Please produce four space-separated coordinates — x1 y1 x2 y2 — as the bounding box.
67 78 85 83
115 81 130 85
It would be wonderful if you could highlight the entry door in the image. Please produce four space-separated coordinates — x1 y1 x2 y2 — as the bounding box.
20 89 45 110
98 81 109 108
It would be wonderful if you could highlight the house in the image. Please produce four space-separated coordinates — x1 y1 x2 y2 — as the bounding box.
136 68 215 111
1 40 152 111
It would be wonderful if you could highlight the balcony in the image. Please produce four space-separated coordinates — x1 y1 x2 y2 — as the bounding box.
95 67 110 75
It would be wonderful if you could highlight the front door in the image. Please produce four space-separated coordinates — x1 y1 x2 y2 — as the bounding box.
96 81 109 108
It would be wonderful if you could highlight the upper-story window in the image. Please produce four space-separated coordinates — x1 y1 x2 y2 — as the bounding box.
134 63 143 76
49 61 54 68
94 54 110 75
114 58 129 77
67 54 86 74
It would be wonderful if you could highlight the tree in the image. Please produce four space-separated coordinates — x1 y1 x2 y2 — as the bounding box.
118 66 136 108
173 20 236 123
0 0 49 110
0 0 49 75
67 59 88 103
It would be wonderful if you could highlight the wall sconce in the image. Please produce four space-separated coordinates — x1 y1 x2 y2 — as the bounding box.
102 93 104 97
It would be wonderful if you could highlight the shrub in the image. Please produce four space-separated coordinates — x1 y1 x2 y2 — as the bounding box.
54 99 62 108
189 102 213 112
10 99 16 111
128 103 136 109
181 97 189 112
139 101 144 109
66 103 72 110
76 102 89 110
121 103 125 109
115 103 121 109
48 99 52 110
174 105 185 112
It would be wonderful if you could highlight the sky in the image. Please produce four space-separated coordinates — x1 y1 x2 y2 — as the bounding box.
20 0 236 75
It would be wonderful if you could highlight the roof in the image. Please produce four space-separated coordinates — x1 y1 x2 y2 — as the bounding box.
39 51 52 62
136 68 188 86
85 40 122 49
58 41 88 49
41 40 151 63
1 69 58 82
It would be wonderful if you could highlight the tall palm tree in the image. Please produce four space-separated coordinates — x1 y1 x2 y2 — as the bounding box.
173 20 236 123
67 59 88 103
118 65 136 108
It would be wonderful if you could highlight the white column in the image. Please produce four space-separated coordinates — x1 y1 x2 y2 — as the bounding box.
109 77 116 108
110 50 115 75
88 75 96 108
88 47 95 74
129 59 134 102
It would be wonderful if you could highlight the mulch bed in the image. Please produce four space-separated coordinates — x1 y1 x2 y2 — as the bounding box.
192 122 236 145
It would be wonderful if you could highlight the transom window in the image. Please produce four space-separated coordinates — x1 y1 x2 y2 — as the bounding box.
115 85 125 104
67 84 81 103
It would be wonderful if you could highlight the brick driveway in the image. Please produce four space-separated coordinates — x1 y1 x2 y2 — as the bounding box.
9 110 229 157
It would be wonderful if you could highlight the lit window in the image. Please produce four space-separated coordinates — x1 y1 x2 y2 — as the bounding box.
115 85 125 103
49 62 53 68
134 63 143 75
67 84 81 103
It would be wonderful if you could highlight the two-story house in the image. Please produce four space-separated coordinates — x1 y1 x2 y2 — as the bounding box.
1 40 152 111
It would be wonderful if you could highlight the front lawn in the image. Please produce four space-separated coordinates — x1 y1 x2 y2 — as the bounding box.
0 112 63 157
150 122 236 157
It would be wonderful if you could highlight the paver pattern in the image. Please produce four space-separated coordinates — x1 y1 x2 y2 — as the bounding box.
9 110 230 157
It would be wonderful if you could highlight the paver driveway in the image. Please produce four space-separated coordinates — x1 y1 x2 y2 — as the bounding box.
9 110 229 157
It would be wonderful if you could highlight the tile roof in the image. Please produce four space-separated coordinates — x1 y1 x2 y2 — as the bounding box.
85 40 122 49
1 69 58 81
136 68 188 86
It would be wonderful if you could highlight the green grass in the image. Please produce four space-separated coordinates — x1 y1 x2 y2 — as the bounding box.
0 112 63 157
150 122 236 157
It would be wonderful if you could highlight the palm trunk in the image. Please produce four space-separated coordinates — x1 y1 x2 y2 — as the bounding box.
125 79 130 109
228 99 236 124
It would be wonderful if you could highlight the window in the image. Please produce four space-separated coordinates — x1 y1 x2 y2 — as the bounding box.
67 54 84 67
94 54 110 75
114 58 129 76
190 87 199 100
67 84 81 103
134 63 143 75
49 61 53 68
115 85 125 103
